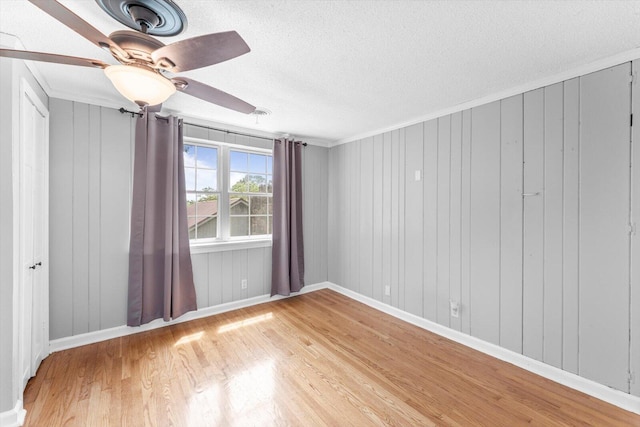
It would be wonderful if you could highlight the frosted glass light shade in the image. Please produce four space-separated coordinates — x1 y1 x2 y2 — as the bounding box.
104 65 176 106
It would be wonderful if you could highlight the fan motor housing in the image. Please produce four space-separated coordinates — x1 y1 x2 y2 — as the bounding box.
95 0 188 36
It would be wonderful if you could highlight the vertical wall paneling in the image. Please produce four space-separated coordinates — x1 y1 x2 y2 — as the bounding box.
382 133 392 305
263 247 272 296
99 107 131 330
436 116 451 325
72 102 90 335
49 99 74 339
523 88 545 361
327 147 338 284
191 253 209 308
208 252 223 306
404 124 424 316
302 144 328 286
449 112 463 332
50 105 329 339
398 129 406 311
423 119 438 321
469 101 501 345
247 248 264 298
460 109 472 334
231 250 248 301
562 77 580 374
543 82 564 368
579 62 631 391
372 135 384 302
631 59 640 397
499 94 524 353
326 60 637 396
302 146 314 284
350 141 360 292
333 144 345 287
359 138 374 298
391 130 400 308
318 147 329 283
88 105 102 332
562 78 580 374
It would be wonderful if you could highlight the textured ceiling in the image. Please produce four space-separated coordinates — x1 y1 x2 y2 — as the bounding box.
2 1 640 144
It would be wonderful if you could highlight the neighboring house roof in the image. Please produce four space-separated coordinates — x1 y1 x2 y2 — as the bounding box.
186 198 248 229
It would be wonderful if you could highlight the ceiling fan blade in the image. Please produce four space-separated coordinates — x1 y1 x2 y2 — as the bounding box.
152 31 250 73
172 77 255 114
29 0 126 57
0 48 108 68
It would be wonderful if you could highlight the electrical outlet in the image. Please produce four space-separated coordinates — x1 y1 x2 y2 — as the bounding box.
414 170 421 181
450 300 460 318
384 285 391 296
241 279 247 289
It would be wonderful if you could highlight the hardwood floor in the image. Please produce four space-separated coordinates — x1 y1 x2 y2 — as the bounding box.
24 289 639 426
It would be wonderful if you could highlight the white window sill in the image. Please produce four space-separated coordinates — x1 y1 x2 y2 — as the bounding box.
189 238 272 254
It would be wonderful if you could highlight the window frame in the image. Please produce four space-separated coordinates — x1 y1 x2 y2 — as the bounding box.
184 136 273 252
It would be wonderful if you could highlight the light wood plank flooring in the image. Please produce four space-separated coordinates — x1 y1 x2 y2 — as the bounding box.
24 289 639 426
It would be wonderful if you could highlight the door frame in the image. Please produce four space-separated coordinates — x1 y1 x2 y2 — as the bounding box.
13 76 49 399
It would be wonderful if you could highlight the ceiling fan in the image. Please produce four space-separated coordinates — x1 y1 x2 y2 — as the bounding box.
0 0 256 113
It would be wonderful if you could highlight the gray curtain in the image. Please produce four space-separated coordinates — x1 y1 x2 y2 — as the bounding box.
127 111 197 326
271 138 305 296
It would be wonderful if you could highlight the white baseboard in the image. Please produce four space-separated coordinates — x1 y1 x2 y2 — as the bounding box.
0 401 25 427
46 280 639 415
48 281 330 353
325 282 640 415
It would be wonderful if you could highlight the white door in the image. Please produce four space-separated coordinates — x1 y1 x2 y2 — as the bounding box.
19 78 49 389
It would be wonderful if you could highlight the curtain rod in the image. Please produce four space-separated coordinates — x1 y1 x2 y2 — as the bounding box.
118 108 307 146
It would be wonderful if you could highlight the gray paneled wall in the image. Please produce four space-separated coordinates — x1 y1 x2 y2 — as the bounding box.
49 100 328 340
328 62 638 396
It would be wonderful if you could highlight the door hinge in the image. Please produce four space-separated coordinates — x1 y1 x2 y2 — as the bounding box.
629 371 635 385
629 222 636 236
631 114 634 127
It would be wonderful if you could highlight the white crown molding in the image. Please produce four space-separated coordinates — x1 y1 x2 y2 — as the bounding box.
332 47 640 147
0 400 25 427
0 32 53 98
325 282 640 416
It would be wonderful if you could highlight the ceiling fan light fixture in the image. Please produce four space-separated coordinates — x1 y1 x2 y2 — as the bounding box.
104 64 176 106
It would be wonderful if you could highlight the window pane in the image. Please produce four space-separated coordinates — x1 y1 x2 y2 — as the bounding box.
197 193 218 203
267 175 273 193
230 172 248 192
197 169 217 191
248 174 267 193
250 217 268 235
267 156 272 174
268 216 272 234
230 216 249 236
267 196 273 215
197 146 217 169
230 151 247 171
188 217 197 239
196 216 217 238
230 196 248 215
250 196 269 215
249 153 266 173
185 167 196 191
183 145 196 167
196 197 219 218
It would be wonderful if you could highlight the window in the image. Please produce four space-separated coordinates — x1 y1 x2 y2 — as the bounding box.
184 144 219 240
229 150 273 237
183 139 272 243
